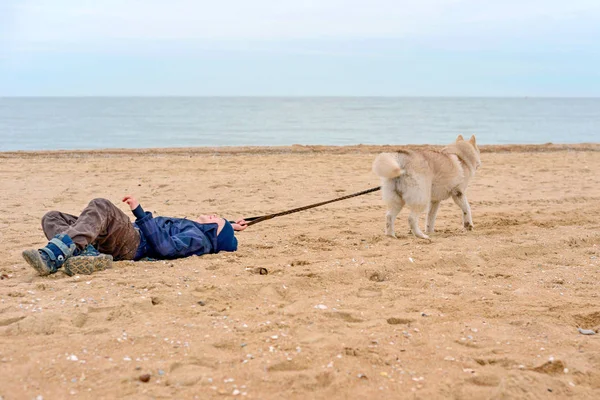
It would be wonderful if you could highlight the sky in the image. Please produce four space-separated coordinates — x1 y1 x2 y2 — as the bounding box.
1 0 600 96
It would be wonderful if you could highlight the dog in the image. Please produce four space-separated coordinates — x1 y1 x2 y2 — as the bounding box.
372 135 481 240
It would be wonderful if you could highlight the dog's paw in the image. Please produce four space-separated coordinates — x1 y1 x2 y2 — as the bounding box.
385 233 397 239
464 222 474 231
417 236 432 243
413 232 430 240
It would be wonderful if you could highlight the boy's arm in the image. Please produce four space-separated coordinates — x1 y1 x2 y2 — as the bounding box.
131 204 146 219
231 219 249 231
134 210 189 258
123 195 208 258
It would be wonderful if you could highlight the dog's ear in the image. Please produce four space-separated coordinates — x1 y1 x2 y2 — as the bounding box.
456 135 464 142
469 135 477 146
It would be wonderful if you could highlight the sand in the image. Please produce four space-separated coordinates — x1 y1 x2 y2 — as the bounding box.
1 144 600 399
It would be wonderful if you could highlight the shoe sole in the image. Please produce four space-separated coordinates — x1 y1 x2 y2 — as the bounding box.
22 249 53 276
63 254 113 276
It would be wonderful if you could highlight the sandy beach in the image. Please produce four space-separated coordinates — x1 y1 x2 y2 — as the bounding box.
1 143 600 399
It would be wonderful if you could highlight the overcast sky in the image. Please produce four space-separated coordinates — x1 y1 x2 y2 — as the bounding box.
1 0 599 96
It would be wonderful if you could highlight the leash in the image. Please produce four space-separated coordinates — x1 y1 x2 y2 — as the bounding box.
243 186 381 226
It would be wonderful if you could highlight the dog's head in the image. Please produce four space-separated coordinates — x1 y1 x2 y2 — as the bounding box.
456 134 481 170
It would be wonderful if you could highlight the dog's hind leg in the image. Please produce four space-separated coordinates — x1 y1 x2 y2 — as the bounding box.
426 201 441 234
408 210 429 240
452 190 474 231
385 203 403 238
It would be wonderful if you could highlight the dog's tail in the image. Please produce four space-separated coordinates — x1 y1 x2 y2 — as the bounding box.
372 153 406 179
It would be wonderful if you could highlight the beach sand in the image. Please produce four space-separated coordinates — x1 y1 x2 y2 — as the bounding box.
1 144 600 399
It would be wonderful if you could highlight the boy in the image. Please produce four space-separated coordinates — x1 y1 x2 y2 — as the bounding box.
22 195 248 276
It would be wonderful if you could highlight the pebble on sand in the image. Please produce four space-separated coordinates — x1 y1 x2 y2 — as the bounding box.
578 328 596 335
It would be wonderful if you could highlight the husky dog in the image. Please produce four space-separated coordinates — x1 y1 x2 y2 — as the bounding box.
372 135 481 240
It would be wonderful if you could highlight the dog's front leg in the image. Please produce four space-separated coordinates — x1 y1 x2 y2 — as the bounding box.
426 201 441 233
452 191 473 230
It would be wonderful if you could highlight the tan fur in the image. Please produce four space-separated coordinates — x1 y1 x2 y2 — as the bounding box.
372 135 481 240
372 153 406 178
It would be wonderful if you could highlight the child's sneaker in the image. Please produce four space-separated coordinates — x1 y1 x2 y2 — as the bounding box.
22 234 77 276
63 245 113 276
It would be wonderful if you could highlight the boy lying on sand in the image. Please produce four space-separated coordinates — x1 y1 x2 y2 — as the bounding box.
22 196 248 276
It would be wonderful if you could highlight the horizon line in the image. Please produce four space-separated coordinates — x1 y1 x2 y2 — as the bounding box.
1 95 600 99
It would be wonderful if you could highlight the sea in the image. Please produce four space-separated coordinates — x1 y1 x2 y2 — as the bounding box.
0 97 598 151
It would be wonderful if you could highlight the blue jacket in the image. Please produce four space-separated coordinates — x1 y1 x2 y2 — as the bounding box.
132 205 219 260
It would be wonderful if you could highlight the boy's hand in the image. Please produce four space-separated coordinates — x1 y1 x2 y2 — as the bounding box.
122 195 139 210
232 219 248 232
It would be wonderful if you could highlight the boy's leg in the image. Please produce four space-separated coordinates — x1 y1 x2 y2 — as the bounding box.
41 211 79 240
24 198 140 275
57 198 140 261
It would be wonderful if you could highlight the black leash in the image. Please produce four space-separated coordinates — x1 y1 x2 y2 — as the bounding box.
243 186 381 226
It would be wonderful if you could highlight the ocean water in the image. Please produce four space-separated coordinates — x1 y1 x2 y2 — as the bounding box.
0 97 598 151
